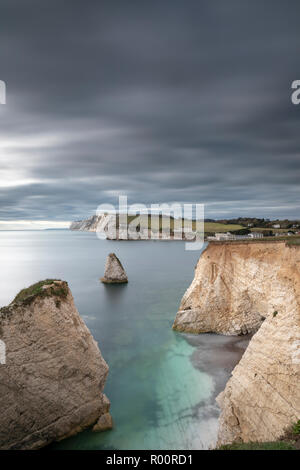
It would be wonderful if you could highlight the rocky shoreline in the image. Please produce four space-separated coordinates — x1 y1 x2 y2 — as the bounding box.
173 240 300 446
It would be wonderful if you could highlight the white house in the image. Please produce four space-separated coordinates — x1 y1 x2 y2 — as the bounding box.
248 232 264 239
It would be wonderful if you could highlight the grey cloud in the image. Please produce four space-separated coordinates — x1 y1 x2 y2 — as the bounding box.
0 0 300 222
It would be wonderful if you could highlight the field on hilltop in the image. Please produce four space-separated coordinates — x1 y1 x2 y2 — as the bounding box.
118 215 244 233
250 227 290 233
204 222 244 233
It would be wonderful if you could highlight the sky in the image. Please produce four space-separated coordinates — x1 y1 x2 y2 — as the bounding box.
0 0 300 229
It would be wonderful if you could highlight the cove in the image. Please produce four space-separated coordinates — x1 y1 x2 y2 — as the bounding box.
0 230 249 450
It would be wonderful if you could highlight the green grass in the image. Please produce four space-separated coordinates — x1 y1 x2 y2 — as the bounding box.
12 279 68 305
217 421 300 451
209 236 300 245
117 215 244 233
204 222 244 233
115 215 299 238
250 227 290 233
218 441 295 450
292 420 300 435
286 238 300 246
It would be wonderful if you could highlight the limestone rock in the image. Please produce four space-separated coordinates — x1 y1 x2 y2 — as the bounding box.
93 413 113 432
92 393 112 432
216 293 300 445
101 253 128 284
70 215 102 231
0 280 110 450
173 241 300 444
173 241 297 335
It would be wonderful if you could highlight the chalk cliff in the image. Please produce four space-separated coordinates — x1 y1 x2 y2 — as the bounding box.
70 213 196 241
70 215 103 231
0 280 111 450
173 241 300 444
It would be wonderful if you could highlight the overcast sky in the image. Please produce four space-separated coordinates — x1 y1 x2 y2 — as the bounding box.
1 0 300 228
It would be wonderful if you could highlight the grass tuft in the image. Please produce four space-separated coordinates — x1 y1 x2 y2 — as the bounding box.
218 441 295 450
11 279 68 306
292 420 300 435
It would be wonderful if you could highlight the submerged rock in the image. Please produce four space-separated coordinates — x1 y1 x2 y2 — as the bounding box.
100 253 128 284
0 280 110 450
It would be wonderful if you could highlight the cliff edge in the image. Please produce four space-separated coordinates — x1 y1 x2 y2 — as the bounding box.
0 280 111 449
173 241 300 445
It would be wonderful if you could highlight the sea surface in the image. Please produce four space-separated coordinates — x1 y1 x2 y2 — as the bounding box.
0 230 249 450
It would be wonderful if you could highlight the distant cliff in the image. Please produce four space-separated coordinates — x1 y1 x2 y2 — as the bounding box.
70 213 197 240
173 241 300 445
70 215 103 231
0 280 111 449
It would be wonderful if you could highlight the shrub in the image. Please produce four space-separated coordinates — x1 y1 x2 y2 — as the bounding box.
292 420 300 435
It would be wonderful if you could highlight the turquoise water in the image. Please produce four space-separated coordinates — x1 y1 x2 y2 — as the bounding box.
0 231 248 450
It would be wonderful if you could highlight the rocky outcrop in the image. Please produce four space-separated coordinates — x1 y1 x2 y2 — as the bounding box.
100 253 128 284
0 280 111 450
173 241 300 445
92 393 113 431
216 300 300 445
173 241 298 335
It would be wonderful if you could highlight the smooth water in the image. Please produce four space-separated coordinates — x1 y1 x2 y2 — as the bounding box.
0 231 249 450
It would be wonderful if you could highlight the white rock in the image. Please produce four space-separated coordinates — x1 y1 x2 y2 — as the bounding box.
173 241 300 444
100 253 128 284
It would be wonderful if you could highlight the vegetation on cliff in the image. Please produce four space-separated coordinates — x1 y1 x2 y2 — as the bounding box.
218 420 300 450
0 279 110 449
12 280 68 304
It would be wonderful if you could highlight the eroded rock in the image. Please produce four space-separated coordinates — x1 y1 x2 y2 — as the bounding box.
100 253 128 284
173 241 300 445
0 280 110 450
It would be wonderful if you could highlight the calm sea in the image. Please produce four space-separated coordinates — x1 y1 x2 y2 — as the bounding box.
0 230 248 450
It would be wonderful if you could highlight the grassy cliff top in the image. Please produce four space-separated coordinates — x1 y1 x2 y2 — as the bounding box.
12 279 68 304
0 280 69 319
209 236 300 246
218 441 296 450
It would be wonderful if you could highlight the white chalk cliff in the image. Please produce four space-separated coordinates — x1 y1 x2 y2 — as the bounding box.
173 241 300 445
70 213 196 240
0 280 111 449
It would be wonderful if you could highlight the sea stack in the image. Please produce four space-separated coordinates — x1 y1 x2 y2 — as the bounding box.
101 253 128 284
0 279 112 450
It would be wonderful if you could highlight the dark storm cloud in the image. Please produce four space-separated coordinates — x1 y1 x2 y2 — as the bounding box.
1 0 300 222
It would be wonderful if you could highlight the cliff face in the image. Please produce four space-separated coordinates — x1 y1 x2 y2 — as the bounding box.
70 215 102 231
70 214 196 240
173 241 300 444
0 280 110 450
173 241 300 335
